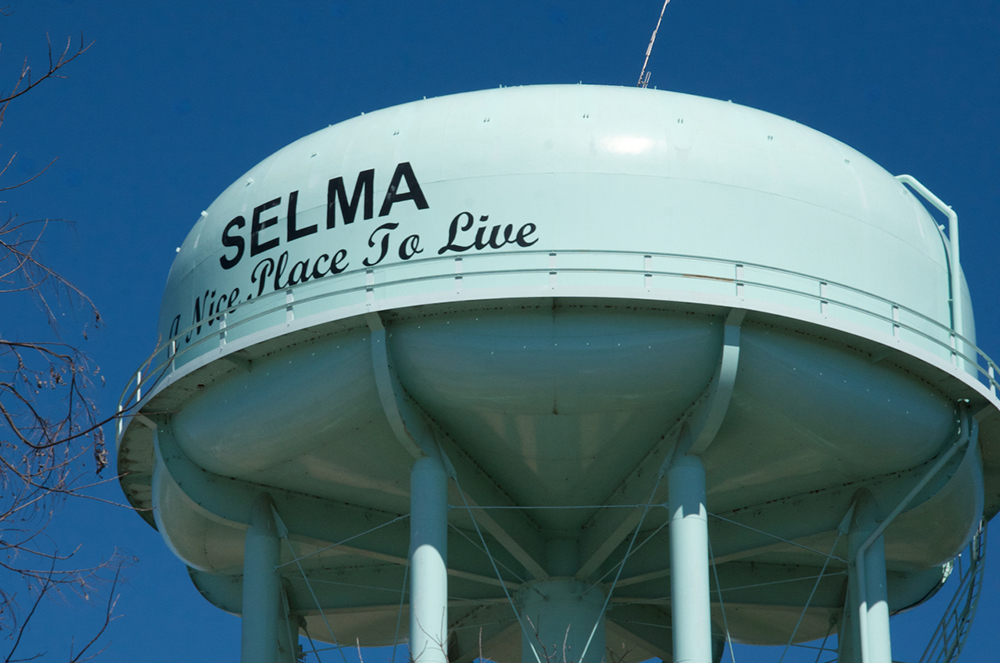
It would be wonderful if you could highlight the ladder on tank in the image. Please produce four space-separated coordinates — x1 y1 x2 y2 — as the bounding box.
918 520 987 663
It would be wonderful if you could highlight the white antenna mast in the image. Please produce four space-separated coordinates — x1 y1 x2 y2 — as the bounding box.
637 0 671 88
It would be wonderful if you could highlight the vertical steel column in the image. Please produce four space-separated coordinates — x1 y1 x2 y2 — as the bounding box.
846 490 892 663
669 454 713 663
410 454 449 663
862 535 892 663
837 601 856 663
277 585 299 663
242 493 281 663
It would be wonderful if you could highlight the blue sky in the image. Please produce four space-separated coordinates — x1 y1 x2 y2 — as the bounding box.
3 1 999 661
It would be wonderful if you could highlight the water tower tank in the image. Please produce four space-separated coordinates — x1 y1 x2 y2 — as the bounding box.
117 85 1000 663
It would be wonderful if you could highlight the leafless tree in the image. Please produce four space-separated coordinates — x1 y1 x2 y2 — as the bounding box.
0 26 133 661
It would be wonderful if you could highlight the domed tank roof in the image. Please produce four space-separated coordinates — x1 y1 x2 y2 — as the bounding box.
158 84 969 364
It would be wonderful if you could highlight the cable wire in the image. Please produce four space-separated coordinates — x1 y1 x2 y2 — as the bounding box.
453 477 545 663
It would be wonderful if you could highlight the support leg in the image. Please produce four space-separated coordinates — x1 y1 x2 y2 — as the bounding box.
410 454 449 663
242 493 281 663
669 454 713 663
277 584 300 663
837 596 855 663
843 489 892 663
862 535 892 663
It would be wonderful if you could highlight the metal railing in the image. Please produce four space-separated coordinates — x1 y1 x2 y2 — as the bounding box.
918 520 987 663
116 249 1000 441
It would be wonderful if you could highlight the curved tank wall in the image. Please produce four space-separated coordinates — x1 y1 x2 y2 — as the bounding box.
117 85 1000 662
156 85 973 371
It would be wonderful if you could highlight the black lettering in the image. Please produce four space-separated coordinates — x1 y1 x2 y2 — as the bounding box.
327 169 374 227
251 258 275 297
379 162 429 216
364 222 399 267
220 216 246 269
187 290 211 341
288 258 311 286
329 249 349 274
206 290 218 325
437 212 475 254
251 197 282 256
273 251 290 290
286 190 316 241
312 253 331 280
474 222 488 250
515 223 538 247
484 217 513 249
438 212 538 255
399 234 423 260
168 315 181 341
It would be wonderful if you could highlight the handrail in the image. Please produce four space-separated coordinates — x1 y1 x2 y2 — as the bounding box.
116 249 1000 442
918 519 987 663
897 174 963 339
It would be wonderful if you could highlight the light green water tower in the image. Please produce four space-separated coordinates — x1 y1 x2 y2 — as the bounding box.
118 85 1000 663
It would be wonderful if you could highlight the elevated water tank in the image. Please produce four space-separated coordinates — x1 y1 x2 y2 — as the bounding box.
118 85 1000 663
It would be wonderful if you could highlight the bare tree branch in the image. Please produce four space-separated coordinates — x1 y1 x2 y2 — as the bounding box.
0 20 131 663
68 563 124 663
0 33 92 106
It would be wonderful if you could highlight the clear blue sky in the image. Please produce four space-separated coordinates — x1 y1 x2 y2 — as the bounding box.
4 1 999 661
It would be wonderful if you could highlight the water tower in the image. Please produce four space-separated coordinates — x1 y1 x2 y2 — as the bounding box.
117 85 1000 663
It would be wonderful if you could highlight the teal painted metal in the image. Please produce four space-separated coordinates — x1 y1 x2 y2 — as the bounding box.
919 520 987 663
896 175 964 339
139 85 979 386
115 85 1000 662
516 580 606 663
855 405 976 663
242 493 281 663
669 455 712 663
409 454 448 663
845 490 892 663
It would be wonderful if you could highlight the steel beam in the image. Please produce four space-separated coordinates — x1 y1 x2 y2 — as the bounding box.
366 312 548 580
611 422 976 586
153 421 523 586
577 310 743 579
